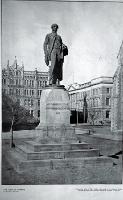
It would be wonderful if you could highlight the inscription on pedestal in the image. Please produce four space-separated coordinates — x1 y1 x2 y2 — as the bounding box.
46 103 69 110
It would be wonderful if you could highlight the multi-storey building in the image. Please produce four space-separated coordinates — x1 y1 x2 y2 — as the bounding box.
2 57 48 119
68 77 113 125
111 41 123 133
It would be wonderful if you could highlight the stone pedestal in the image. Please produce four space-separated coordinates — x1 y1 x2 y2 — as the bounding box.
36 85 76 143
37 85 70 126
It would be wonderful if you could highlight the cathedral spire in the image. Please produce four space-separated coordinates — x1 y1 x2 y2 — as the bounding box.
7 60 9 67
14 56 17 69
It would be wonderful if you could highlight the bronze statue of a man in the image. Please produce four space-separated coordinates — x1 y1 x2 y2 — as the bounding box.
43 24 68 85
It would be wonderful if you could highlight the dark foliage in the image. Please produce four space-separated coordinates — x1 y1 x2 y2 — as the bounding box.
2 93 39 131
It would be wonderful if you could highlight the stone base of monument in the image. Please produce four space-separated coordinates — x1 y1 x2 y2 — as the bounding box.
6 144 113 184
5 85 113 184
34 85 77 143
34 126 76 144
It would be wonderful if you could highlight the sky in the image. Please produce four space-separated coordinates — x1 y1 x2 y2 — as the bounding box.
2 0 123 86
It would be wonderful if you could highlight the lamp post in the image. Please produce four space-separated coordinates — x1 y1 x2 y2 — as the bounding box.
83 93 87 123
76 102 79 126
10 107 15 148
83 106 85 123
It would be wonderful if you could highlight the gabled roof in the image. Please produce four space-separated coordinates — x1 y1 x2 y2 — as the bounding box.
117 41 123 66
67 83 80 91
117 40 123 59
114 65 121 79
114 41 123 78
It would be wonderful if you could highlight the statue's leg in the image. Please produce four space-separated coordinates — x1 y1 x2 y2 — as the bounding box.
56 79 60 85
55 51 63 82
51 51 57 84
48 66 53 85
52 74 57 84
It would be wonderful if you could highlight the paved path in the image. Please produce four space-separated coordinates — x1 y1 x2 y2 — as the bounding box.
75 126 122 141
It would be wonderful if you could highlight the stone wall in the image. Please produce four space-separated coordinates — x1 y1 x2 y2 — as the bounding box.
111 41 123 133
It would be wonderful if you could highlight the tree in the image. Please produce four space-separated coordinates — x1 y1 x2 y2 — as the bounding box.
2 93 39 132
88 108 101 125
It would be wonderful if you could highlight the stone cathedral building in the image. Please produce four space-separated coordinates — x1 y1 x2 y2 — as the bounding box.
2 57 48 119
111 41 123 134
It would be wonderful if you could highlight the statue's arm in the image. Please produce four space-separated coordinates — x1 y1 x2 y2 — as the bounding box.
43 34 49 66
60 36 63 47
43 34 49 55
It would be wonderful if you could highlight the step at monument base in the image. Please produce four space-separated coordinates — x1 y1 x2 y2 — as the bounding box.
15 144 100 160
23 141 91 152
6 149 113 174
5 137 113 184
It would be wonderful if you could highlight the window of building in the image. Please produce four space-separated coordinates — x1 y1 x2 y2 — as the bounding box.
3 79 6 85
107 88 110 93
76 93 79 100
106 110 110 119
96 88 98 95
38 99 40 106
38 90 42 96
32 90 34 96
106 97 110 106
31 99 33 106
17 99 20 105
31 110 33 117
93 99 95 106
95 98 98 107
24 99 27 106
93 89 95 95
16 89 18 95
38 110 40 117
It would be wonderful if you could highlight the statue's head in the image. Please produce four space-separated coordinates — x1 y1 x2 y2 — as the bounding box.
51 24 59 32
